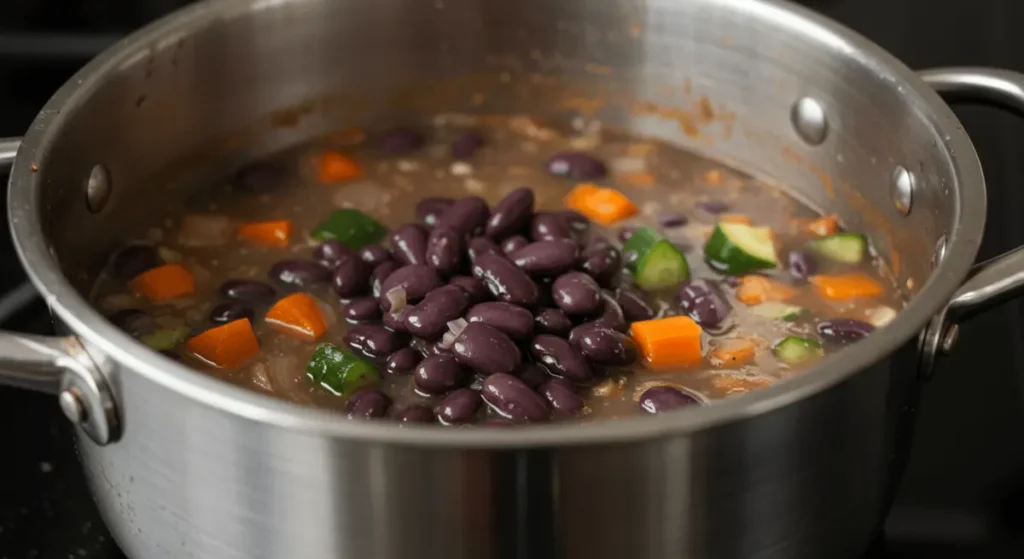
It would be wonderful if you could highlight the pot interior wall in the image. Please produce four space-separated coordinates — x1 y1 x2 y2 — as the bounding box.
31 0 952 299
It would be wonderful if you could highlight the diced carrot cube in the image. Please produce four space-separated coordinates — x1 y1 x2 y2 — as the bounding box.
735 276 797 305
317 151 364 183
630 316 703 368
265 293 327 341
130 264 195 302
809 273 884 300
186 318 260 369
564 183 638 225
237 220 292 248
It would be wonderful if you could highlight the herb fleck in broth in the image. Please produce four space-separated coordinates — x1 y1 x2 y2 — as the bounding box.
92 114 904 424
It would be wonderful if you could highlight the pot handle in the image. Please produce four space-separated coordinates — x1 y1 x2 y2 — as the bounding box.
0 138 120 445
918 68 1024 378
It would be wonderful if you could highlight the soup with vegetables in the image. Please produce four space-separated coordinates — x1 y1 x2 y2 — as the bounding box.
92 114 903 425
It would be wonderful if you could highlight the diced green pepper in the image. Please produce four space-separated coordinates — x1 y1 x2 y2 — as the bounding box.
306 343 380 396
622 227 690 291
311 209 387 249
140 325 190 351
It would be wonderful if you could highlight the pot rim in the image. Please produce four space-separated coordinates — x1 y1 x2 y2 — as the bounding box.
6 0 985 448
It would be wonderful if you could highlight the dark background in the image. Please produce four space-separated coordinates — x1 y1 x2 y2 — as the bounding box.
2 0 1024 557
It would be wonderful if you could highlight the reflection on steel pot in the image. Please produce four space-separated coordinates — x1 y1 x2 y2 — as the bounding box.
2 1 1024 558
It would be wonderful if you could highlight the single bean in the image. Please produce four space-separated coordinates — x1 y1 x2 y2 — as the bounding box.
451 130 486 160
332 255 372 298
358 244 392 267
268 259 331 287
452 322 521 376
546 151 607 181
414 353 467 395
467 236 501 261
436 388 482 425
436 196 490 237
788 250 817 281
529 334 593 382
554 210 589 234
220 279 276 303
417 197 455 228
345 297 381 323
697 200 729 214
386 348 421 376
233 161 288 194
638 386 701 414
370 260 402 298
509 239 579 276
616 287 656 322
501 235 530 254
379 126 426 154
111 244 161 280
314 240 353 269
390 224 429 266
345 324 406 358
425 226 463 275
481 373 549 423
448 275 490 304
466 302 534 341
569 324 637 366
382 307 413 333
817 319 875 343
209 302 254 325
472 253 540 306
517 363 550 389
658 213 688 228
396 405 436 424
552 272 601 315
529 213 572 241
378 265 443 311
346 388 391 419
534 308 573 337
539 379 584 417
591 291 628 333
580 244 620 284
679 280 730 328
404 285 470 339
486 187 534 240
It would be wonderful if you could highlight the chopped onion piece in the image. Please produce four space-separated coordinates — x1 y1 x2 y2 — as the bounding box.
313 295 338 328
611 156 647 174
250 362 273 392
177 214 231 247
331 180 391 212
447 318 469 337
864 305 897 328
439 331 458 349
386 287 407 312
267 354 313 404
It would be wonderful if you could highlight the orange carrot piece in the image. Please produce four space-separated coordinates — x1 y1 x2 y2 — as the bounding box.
709 339 756 368
710 374 772 396
237 220 293 248
809 273 884 300
619 171 655 187
130 264 195 302
186 318 260 369
630 316 703 368
720 213 750 225
807 214 839 237
735 275 798 305
564 183 638 225
265 293 327 341
317 151 364 183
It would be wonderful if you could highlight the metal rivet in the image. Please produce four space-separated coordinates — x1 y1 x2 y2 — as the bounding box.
58 388 87 423
940 324 959 354
891 166 915 215
85 164 111 213
790 97 828 146
931 235 947 269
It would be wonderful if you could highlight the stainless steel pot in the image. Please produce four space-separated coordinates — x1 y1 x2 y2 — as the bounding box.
2 0 1024 557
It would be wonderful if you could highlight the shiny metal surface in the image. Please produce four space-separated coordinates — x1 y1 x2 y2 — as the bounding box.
0 0 1019 557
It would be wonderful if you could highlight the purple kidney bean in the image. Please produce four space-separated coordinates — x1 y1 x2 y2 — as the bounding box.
370 260 402 298
451 130 486 160
379 127 426 154
615 287 655 322
486 187 534 240
788 250 817 281
233 161 288 194
552 272 601 316
452 322 522 376
472 253 540 307
390 224 429 266
539 379 584 418
396 405 436 424
529 334 593 382
639 385 701 414
405 285 470 339
467 236 501 261
658 213 688 228
517 363 550 388
501 235 530 254
414 353 467 395
509 239 579 276
481 373 549 423
416 197 454 228
817 319 875 343
697 200 729 214
448 275 489 304
209 302 254 325
346 388 392 419
386 347 422 376
591 291 628 332
679 280 730 328
436 388 482 425
268 259 331 287
332 255 372 298
378 265 443 311
436 196 490 237
425 226 463 275
569 325 637 366
345 297 381 323
220 279 276 303
529 213 573 241
466 302 534 341
314 239 353 269
580 244 621 285
546 151 607 181
382 306 413 333
358 244 392 267
534 308 573 337
554 210 589 233
109 309 154 336
111 244 161 280
345 324 406 358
